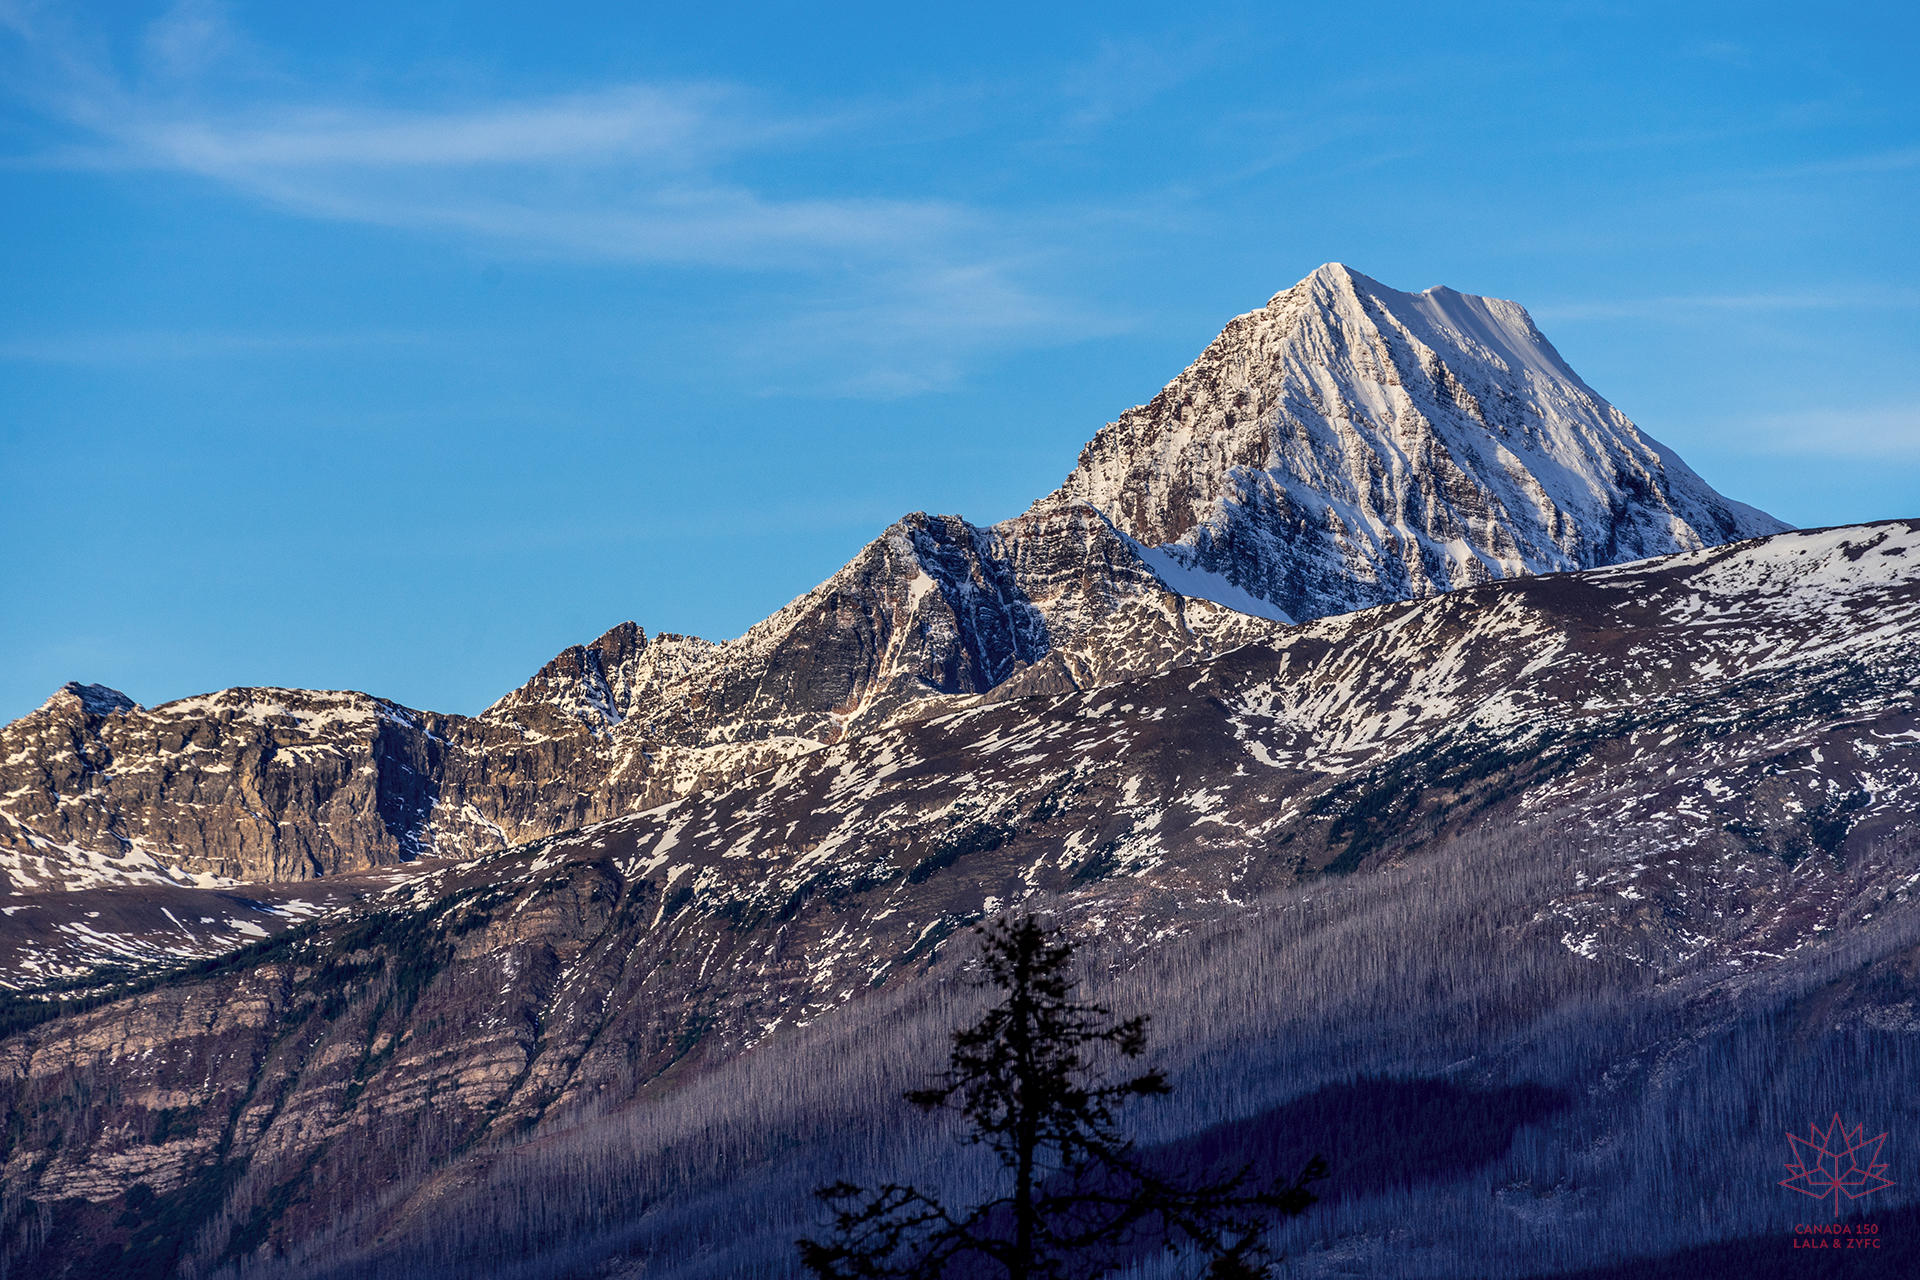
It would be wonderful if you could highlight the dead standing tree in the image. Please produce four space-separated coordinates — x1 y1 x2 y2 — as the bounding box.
800 916 1324 1279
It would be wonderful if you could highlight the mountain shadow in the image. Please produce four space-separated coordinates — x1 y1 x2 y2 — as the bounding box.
1144 1076 1571 1201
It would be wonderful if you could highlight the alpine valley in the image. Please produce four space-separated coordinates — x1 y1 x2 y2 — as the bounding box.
2 265 1915 1280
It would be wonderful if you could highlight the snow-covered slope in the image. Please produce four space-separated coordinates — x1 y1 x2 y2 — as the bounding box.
1043 263 1789 622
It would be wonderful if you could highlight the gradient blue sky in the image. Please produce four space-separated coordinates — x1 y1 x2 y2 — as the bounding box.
3 1 1916 723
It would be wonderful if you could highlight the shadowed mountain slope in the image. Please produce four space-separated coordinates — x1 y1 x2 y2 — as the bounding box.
0 520 1915 1279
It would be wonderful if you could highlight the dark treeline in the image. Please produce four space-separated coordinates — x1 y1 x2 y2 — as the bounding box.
169 819 1920 1280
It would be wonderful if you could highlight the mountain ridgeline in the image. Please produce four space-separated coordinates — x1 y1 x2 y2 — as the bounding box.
0 265 1780 889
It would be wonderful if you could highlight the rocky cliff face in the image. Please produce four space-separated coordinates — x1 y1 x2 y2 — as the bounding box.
0 507 1278 889
1043 263 1788 622
485 504 1277 750
0 686 448 888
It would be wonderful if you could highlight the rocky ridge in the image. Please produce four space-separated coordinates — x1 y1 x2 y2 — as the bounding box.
0 266 1787 895
0 506 1276 891
482 503 1279 748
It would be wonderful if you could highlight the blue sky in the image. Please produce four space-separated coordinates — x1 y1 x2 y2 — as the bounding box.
2 1 1916 723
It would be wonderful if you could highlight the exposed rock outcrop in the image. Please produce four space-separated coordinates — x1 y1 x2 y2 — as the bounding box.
0 508 1278 886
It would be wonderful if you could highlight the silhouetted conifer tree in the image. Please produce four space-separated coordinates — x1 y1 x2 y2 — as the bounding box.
800 915 1324 1279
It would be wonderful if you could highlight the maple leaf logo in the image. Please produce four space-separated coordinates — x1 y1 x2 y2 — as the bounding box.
1779 1114 1895 1217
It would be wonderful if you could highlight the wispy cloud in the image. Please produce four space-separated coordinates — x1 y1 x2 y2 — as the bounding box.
1737 404 1920 459
744 261 1128 399
1774 146 1920 178
1059 38 1213 128
0 1 1107 394
1532 289 1920 322
0 328 439 364
121 88 758 172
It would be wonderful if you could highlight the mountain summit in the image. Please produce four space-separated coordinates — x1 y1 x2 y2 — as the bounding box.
1042 263 1788 622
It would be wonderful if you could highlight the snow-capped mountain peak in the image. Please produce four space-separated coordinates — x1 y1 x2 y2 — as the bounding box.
1041 262 1789 622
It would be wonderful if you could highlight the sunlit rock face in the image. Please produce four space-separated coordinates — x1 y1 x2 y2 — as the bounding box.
0 684 444 886
495 505 1277 754
1043 263 1788 623
0 510 1278 887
